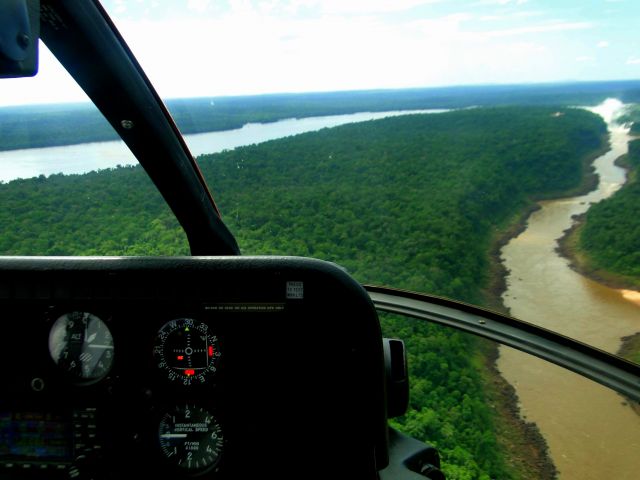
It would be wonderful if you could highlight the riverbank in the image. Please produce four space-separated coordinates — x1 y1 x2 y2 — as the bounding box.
556 147 640 292
483 203 539 314
555 143 640 370
495 101 640 480
478 340 557 479
556 216 640 292
478 203 576 479
479 202 564 478
483 133 610 313
477 132 612 478
557 216 640 366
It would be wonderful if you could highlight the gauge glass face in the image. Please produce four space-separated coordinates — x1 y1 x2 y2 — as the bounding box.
153 318 221 385
48 311 114 381
159 404 223 473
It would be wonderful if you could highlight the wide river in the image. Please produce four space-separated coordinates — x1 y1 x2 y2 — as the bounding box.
499 99 640 479
0 109 443 183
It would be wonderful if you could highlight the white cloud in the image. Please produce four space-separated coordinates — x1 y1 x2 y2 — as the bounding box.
114 0 126 14
108 8 592 98
513 11 544 18
280 0 442 15
115 14 434 96
2 0 633 106
187 0 211 13
597 41 610 48
0 44 89 106
228 0 256 15
479 21 592 38
509 42 546 53
480 11 544 22
473 0 529 6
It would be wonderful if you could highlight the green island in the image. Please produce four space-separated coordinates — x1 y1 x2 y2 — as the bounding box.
0 106 608 479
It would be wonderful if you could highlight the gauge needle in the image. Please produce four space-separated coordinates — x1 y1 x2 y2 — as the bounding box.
160 434 188 438
88 344 113 349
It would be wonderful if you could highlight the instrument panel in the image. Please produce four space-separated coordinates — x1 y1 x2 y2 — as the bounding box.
0 257 387 479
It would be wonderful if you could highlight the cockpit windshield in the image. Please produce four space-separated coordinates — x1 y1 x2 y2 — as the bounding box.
0 1 639 479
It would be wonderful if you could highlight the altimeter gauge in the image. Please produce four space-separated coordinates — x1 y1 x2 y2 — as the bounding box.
153 318 221 385
48 311 114 383
159 404 224 473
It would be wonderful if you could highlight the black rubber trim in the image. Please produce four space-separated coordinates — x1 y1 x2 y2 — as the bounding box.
39 0 240 255
365 285 640 402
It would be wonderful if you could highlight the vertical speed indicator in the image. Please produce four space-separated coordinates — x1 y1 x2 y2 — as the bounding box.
159 404 223 473
153 318 221 385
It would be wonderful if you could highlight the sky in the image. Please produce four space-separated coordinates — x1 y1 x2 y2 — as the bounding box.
1 0 639 106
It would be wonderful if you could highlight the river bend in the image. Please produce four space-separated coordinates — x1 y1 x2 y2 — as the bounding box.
499 99 640 480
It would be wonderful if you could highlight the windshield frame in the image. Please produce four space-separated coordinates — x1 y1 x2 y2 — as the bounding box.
40 0 239 255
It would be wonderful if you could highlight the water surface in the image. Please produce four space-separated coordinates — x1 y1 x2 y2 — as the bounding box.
499 99 640 479
0 109 443 183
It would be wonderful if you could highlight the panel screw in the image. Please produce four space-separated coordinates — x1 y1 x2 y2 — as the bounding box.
120 119 134 129
31 377 45 392
17 33 30 50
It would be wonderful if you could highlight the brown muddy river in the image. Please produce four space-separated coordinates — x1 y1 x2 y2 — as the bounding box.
499 99 640 480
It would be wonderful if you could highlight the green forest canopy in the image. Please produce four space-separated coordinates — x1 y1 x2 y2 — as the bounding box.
579 138 640 286
0 107 608 479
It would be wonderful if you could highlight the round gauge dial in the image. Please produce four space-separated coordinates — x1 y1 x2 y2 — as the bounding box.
153 318 221 385
48 311 114 382
159 404 223 473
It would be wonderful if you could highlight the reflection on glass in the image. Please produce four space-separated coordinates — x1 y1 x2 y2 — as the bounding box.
500 101 640 366
381 314 640 480
498 345 640 480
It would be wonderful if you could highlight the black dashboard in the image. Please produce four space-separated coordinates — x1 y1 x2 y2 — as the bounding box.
0 257 388 479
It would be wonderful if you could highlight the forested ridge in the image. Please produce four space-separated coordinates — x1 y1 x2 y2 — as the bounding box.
0 107 607 479
207 108 606 303
1 79 633 151
579 138 640 289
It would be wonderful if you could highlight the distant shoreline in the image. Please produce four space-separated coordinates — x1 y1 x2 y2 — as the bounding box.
3 79 640 152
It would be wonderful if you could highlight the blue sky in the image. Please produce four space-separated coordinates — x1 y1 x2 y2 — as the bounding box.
1 0 639 105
